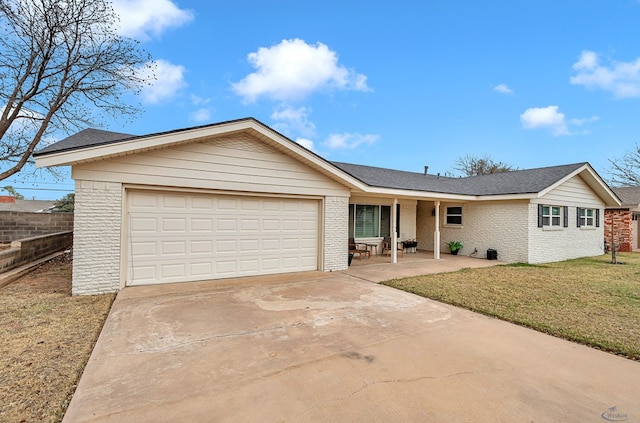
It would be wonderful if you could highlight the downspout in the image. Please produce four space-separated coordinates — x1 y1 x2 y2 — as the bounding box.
434 200 441 260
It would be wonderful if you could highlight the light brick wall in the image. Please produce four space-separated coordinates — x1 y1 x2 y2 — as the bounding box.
416 201 434 250
442 201 530 262
399 202 417 242
418 200 529 261
527 203 604 264
72 180 122 295
323 196 349 271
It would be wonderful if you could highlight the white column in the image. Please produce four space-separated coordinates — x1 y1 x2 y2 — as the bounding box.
434 200 441 260
392 198 398 263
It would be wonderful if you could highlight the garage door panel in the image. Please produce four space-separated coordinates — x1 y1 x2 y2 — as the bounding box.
127 191 319 285
190 240 212 254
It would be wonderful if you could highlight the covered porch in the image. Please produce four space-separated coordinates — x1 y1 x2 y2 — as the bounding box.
349 197 449 264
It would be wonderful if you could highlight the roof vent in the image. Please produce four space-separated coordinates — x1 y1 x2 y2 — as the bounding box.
424 165 429 175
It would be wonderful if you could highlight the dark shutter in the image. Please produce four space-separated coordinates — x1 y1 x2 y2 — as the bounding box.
596 209 600 227
538 204 543 228
576 207 581 227
396 204 400 237
563 206 568 228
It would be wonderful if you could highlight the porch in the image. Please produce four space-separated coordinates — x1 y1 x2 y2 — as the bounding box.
343 249 503 283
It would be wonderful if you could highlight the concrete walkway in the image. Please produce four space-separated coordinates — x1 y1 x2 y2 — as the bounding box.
64 259 640 422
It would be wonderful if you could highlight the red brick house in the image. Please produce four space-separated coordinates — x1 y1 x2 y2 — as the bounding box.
606 187 640 252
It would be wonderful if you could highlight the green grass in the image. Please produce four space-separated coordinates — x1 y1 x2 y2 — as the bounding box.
383 252 640 360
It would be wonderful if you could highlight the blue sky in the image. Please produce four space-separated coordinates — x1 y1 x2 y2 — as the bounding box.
8 0 640 199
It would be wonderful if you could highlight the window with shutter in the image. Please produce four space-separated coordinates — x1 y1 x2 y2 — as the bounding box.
579 207 595 227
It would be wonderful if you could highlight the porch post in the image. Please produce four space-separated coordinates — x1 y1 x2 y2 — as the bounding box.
434 200 441 260
392 198 398 263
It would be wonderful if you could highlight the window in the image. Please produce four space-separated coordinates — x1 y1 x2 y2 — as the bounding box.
542 205 561 227
349 205 391 238
446 206 462 226
577 207 600 228
579 208 595 227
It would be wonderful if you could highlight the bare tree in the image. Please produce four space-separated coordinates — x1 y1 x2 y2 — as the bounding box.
0 0 154 181
608 144 640 187
453 154 517 177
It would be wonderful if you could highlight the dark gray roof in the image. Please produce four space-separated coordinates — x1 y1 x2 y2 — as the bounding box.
35 119 592 198
332 161 587 196
612 186 640 206
36 128 137 155
34 117 268 156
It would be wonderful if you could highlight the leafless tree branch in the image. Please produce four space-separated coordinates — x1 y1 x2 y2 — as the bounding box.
0 0 154 181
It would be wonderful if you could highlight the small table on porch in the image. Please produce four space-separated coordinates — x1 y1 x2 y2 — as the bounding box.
366 243 378 256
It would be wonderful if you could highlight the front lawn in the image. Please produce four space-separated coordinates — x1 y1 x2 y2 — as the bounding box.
383 252 640 360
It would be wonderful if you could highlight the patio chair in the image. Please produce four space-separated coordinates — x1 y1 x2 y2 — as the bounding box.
382 236 404 256
349 237 370 259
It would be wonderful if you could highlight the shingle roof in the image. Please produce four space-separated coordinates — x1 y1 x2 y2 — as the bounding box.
612 186 640 206
35 128 137 155
35 122 591 198
331 161 587 196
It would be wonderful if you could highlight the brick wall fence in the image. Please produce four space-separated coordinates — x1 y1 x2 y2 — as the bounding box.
0 231 73 274
0 211 74 243
604 210 632 252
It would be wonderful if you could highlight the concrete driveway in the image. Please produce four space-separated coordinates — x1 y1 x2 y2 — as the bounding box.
64 270 640 422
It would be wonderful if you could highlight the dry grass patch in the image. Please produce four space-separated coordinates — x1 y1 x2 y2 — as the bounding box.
0 254 115 423
384 253 640 360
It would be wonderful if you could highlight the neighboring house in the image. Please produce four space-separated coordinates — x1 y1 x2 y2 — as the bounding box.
0 197 56 212
605 186 640 252
34 118 620 295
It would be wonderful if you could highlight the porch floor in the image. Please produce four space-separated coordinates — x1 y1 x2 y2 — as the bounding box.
343 250 504 283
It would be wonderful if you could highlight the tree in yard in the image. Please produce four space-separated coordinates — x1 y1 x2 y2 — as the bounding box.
452 154 517 177
1 185 24 199
53 193 74 212
608 144 640 187
0 0 154 181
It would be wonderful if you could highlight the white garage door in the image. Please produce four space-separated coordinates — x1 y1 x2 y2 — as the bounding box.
127 190 319 286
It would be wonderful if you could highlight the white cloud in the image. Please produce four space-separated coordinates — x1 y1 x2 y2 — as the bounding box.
190 94 211 107
137 59 187 104
111 0 194 41
232 38 371 103
270 106 316 138
520 106 569 136
189 108 211 123
296 138 315 151
493 83 513 94
570 116 600 126
570 50 640 98
322 133 379 150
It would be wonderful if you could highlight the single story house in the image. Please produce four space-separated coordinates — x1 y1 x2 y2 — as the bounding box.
605 186 640 252
34 118 621 295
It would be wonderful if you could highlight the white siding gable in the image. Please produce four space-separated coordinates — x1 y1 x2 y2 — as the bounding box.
72 133 348 197
536 174 605 208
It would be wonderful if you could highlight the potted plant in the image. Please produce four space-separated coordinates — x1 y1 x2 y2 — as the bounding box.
448 240 463 255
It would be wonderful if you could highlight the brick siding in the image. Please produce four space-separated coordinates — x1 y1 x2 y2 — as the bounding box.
72 180 122 296
604 210 633 252
323 196 349 271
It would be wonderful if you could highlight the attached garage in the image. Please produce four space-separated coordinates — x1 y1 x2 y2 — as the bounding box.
34 119 357 295
126 190 319 285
